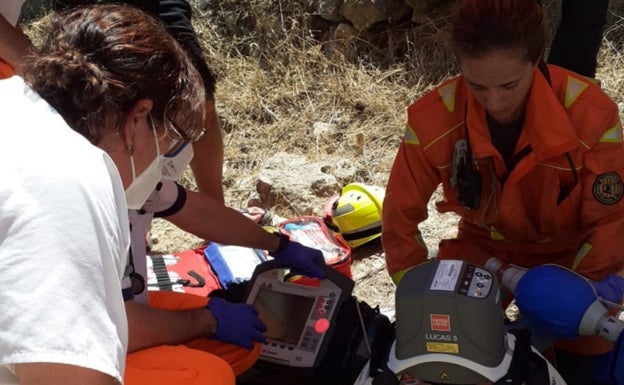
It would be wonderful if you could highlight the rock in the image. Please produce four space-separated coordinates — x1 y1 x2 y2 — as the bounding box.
325 22 359 60
333 158 357 183
340 0 411 31
332 21 359 41
312 121 337 137
256 152 340 215
404 0 454 19
313 0 346 22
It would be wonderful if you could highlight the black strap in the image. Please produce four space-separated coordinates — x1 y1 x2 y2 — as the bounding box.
494 329 551 385
372 370 400 385
150 255 174 291
186 270 206 288
510 145 533 170
500 145 534 185
455 102 483 210
557 153 580 204
154 183 187 218
122 287 135 301
148 256 206 289
128 223 146 295
370 322 399 385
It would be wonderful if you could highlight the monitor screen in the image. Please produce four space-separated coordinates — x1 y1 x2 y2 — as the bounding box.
253 286 316 346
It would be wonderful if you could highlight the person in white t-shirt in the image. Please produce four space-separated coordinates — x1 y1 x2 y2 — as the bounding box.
0 4 207 385
0 75 130 385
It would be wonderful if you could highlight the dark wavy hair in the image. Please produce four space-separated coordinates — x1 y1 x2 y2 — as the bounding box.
451 0 548 64
20 4 205 144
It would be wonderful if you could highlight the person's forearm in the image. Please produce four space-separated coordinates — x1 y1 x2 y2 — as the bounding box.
0 16 33 68
125 300 216 353
167 190 281 252
190 100 225 201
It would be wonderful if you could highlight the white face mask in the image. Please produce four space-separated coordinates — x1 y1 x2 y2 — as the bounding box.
161 141 194 181
125 117 163 209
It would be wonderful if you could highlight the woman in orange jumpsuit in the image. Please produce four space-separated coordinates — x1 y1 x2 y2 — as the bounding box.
382 1 624 384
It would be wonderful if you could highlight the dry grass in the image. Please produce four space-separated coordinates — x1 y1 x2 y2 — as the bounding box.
188 0 624 211
190 0 464 210
22 0 624 309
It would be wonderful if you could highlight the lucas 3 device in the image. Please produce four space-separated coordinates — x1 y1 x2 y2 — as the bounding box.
244 260 354 368
393 259 507 384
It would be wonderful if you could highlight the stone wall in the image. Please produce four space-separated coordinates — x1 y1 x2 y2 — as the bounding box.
19 0 454 31
313 0 453 32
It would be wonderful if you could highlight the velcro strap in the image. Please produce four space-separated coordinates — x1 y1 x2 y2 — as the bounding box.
150 255 174 291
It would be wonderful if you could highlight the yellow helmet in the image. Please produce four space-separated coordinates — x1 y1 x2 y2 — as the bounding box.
324 183 385 248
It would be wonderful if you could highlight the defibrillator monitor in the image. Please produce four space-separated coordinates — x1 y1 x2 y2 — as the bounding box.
245 260 354 368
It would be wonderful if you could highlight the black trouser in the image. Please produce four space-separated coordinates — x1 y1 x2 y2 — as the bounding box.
548 0 610 78
553 349 611 385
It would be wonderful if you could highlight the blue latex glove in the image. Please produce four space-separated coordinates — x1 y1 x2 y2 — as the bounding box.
206 297 267 349
591 274 624 304
595 332 624 385
270 234 327 279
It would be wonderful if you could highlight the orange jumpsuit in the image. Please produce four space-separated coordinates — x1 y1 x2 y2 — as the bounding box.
124 291 261 385
383 65 624 355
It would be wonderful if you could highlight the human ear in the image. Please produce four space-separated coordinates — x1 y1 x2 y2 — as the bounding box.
122 99 154 152
129 99 154 121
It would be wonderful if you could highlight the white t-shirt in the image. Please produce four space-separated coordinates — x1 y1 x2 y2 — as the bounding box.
0 76 129 383
0 1 25 26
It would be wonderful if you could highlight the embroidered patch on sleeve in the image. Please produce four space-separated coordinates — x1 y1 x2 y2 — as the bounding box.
593 172 623 205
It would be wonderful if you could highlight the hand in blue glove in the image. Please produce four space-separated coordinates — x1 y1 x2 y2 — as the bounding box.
595 332 624 385
206 297 267 349
591 274 624 304
270 234 327 279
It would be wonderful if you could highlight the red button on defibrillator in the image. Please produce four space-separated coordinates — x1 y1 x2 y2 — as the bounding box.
314 318 330 333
